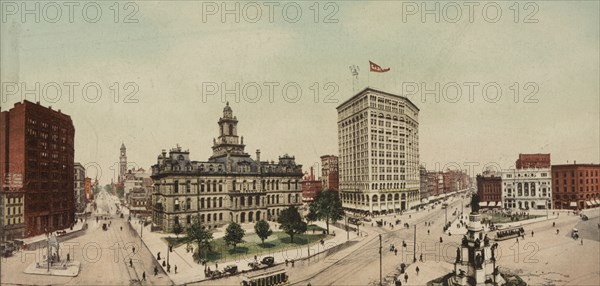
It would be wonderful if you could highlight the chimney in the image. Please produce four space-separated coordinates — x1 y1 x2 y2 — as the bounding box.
162 149 167 158
310 166 314 180
256 149 261 162
574 160 576 165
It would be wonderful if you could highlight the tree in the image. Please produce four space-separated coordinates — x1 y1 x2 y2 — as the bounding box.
308 190 345 234
186 219 213 260
277 206 307 243
173 221 183 238
254 220 273 245
224 222 245 249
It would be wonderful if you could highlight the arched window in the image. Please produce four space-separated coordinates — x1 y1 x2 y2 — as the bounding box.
219 197 223 207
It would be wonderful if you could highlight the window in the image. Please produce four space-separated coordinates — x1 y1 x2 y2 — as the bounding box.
173 181 179 193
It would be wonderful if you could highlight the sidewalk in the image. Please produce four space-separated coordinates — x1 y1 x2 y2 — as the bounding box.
126 212 361 285
21 218 88 247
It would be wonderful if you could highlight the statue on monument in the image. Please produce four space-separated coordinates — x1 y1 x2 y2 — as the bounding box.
470 193 481 213
456 247 461 262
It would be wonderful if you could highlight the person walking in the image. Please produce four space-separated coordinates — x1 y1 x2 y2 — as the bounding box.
581 238 584 246
154 266 158 276
419 253 423 262
394 249 398 256
133 246 136 254
404 273 409 283
416 266 420 276
175 265 178 274
142 271 146 281
129 258 133 267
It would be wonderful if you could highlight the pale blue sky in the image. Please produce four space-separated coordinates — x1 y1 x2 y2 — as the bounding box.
1 1 598 184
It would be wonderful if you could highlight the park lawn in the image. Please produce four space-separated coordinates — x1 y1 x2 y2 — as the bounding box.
163 236 189 247
484 213 543 224
198 231 328 262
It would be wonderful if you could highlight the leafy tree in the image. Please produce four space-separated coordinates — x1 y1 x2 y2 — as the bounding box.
308 189 345 234
254 220 273 245
186 219 213 260
277 206 307 243
173 221 183 238
224 222 245 249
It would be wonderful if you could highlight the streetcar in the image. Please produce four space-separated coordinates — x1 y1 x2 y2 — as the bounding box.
240 268 289 286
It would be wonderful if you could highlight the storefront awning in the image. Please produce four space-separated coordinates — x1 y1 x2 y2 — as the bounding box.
594 199 600 206
479 201 488 207
586 201 593 206
570 202 577 207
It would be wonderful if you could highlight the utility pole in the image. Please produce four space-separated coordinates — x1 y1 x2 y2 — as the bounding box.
346 216 349 242
413 225 417 262
379 234 382 286
445 207 448 224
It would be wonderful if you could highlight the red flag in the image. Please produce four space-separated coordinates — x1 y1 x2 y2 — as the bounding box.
369 61 390 73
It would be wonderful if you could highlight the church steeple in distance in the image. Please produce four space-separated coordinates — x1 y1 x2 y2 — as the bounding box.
211 102 248 158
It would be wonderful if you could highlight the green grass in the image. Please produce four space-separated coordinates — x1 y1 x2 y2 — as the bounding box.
163 236 189 247
193 231 328 262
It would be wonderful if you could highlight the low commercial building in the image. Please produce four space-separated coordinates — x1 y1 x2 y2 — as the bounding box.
476 171 502 208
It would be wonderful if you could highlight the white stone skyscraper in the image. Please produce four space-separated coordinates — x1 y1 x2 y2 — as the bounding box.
337 87 420 215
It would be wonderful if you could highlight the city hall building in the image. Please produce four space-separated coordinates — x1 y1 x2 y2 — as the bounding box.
337 88 420 215
151 103 303 232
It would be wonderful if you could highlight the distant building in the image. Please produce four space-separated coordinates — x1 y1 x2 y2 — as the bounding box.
501 168 552 210
419 166 428 199
337 88 420 215
0 192 24 241
320 155 339 191
74 163 86 213
551 163 600 210
151 103 303 232
476 170 502 208
1 101 75 237
427 172 443 197
516 153 550 169
302 167 322 203
124 168 150 202
119 143 127 183
84 177 92 202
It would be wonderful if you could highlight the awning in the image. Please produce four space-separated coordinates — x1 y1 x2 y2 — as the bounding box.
586 201 593 207
479 202 488 207
594 199 600 206
570 202 577 207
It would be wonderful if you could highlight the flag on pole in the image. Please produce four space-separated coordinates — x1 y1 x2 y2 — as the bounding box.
369 61 390 73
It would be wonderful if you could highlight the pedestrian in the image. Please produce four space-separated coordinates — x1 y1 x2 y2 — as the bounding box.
404 273 408 283
552 222 556 227
416 266 420 275
175 265 178 274
419 253 423 262
556 229 560 235
142 271 146 281
394 249 398 256
581 239 583 246
120 226 123 231
215 262 218 269
130 258 133 267
133 247 136 253
285 259 289 266
292 260 295 267
154 266 158 276
167 264 171 273
157 252 161 260
428 229 430 235
531 231 534 237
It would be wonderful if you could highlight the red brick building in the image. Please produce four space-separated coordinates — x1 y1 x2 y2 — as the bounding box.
551 163 600 210
516 153 551 169
1 101 75 237
301 167 322 203
84 177 92 201
476 171 502 207
320 155 339 191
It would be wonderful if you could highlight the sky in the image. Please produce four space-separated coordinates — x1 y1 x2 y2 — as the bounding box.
1 1 599 184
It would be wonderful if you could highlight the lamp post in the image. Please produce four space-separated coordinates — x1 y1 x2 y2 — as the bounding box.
379 234 382 286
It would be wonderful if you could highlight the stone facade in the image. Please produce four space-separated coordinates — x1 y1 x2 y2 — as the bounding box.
476 171 502 208
320 155 339 191
337 88 420 215
501 168 552 210
74 163 86 213
151 103 303 232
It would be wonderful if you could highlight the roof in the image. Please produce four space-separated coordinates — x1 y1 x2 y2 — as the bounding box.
336 87 420 112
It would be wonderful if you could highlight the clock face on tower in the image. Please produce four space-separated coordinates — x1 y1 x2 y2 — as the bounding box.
121 152 125 156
